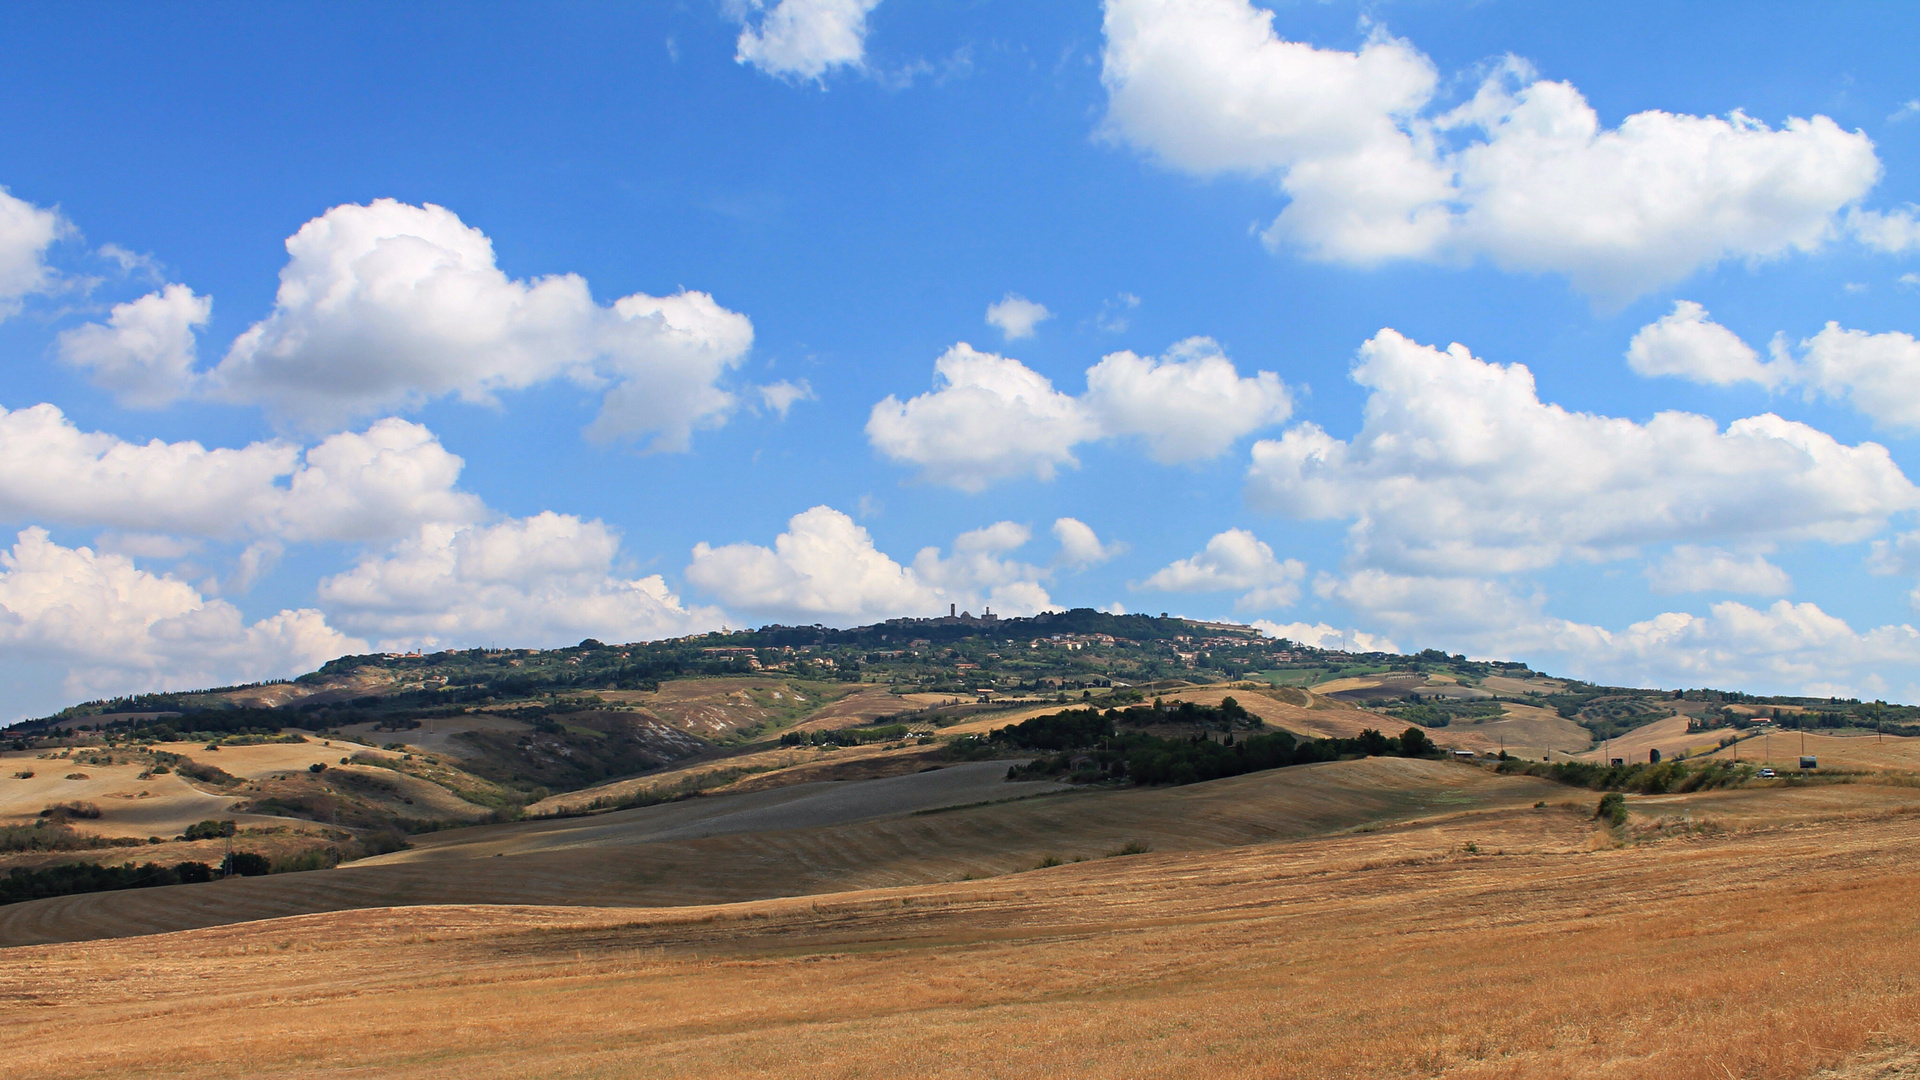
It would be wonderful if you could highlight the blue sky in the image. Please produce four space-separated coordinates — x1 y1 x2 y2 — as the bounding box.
2 0 1920 716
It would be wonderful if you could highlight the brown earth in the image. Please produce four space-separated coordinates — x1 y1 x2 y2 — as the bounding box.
4 780 1920 1079
1572 713 1721 763
0 757 1553 947
590 677 862 741
2 749 263 838
1436 702 1594 759
1697 729 1920 772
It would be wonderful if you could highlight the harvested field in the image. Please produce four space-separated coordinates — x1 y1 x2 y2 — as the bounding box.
1480 674 1567 696
1311 672 1493 703
1437 702 1594 759
0 757 1554 946
1697 730 1920 772
5 784 1920 1079
0 751 255 838
937 684 1428 743
1174 684 1424 740
591 677 859 741
146 737 402 780
1572 713 1717 763
339 712 529 759
525 740 945 814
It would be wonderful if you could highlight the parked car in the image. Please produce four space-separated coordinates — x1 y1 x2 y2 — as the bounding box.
1758 767 1776 778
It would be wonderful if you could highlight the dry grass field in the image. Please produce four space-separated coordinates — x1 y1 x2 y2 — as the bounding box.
1698 729 1920 772
1569 715 1710 763
0 757 1549 946
5 779 1920 1079
1437 703 1594 759
0 754 239 838
144 738 403 778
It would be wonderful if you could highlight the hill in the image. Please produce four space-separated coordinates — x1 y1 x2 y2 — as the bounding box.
10 606 1920 1076
8 608 1919 890
0 755 1555 946
5 775 1920 1079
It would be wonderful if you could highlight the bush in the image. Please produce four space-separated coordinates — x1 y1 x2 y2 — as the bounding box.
0 820 124 853
221 851 271 877
173 760 238 786
39 800 102 819
272 848 341 873
175 861 215 883
183 819 237 841
1596 792 1627 827
1497 757 1750 795
308 762 327 773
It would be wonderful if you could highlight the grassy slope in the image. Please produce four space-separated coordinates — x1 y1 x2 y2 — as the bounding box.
5 791 1920 1079
0 757 1555 946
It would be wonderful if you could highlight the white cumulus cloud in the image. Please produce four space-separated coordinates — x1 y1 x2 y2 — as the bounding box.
1849 205 1920 253
56 284 212 408
1795 324 1920 433
318 512 721 650
1085 337 1292 462
0 527 364 703
1250 619 1397 654
1601 600 1920 698
868 337 1290 489
209 199 754 449
1053 517 1123 568
1626 305 1920 434
1246 329 1918 575
0 185 65 318
1099 0 1882 300
866 344 1098 491
1644 546 1793 596
985 293 1053 340
1138 528 1305 609
1625 301 1789 388
732 0 882 81
686 505 1057 623
0 404 482 543
1313 567 1920 699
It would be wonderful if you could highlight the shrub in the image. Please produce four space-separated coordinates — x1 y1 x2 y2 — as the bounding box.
308 762 327 773
39 801 101 819
174 861 214 884
1 820 116 853
183 819 237 841
174 760 238 786
272 848 341 873
221 851 271 877
1596 792 1628 827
